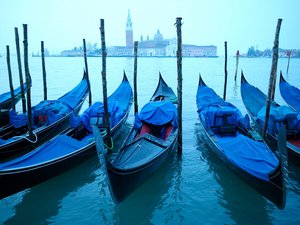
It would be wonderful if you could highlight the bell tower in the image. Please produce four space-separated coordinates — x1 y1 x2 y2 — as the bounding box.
126 9 133 48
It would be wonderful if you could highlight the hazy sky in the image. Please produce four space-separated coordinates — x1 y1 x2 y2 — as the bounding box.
1 0 299 56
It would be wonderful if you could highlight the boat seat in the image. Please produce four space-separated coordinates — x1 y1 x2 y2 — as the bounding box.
74 122 90 140
140 124 151 135
212 113 236 136
134 123 151 139
163 124 173 140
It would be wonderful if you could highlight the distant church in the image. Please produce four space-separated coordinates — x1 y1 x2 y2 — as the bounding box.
107 10 217 57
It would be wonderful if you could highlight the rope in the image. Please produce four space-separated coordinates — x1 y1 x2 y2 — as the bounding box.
100 129 114 150
104 136 114 150
14 130 38 143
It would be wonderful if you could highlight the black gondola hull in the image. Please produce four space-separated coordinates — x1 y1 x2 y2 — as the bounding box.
106 133 178 203
0 142 95 200
198 118 286 209
0 109 130 199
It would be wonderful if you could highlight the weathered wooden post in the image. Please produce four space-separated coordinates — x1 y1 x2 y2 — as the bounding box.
176 17 183 154
23 24 33 139
41 41 47 100
223 41 228 100
133 41 138 114
100 19 112 146
262 18 282 139
15 27 26 113
234 50 239 82
6 45 15 111
271 69 277 101
83 38 92 106
286 50 291 74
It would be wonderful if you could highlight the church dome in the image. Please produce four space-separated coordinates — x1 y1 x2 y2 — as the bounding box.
154 29 163 41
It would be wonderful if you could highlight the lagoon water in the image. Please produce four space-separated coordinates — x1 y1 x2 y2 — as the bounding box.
0 56 300 225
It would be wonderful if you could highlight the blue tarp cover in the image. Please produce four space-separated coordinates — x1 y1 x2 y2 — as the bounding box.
72 101 124 132
71 77 132 132
58 78 88 109
134 101 178 129
197 84 248 128
240 81 267 116
8 77 88 128
217 133 279 181
257 105 300 135
9 100 72 128
196 85 224 111
0 134 87 170
0 83 27 104
280 79 300 112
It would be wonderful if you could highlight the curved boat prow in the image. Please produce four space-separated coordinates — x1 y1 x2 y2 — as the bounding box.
279 71 286 83
241 71 248 84
198 74 206 87
122 70 129 82
150 72 177 103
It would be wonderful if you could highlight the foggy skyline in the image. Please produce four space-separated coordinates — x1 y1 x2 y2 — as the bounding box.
1 0 299 56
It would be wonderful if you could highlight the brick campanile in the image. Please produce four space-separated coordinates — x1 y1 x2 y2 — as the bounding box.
126 9 133 48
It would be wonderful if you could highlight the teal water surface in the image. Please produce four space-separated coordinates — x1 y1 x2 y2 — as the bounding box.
0 56 300 225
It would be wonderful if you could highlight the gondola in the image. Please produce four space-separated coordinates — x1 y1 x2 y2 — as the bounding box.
279 72 300 112
197 75 286 209
0 83 28 126
0 72 89 160
98 74 178 203
241 72 300 165
0 73 132 200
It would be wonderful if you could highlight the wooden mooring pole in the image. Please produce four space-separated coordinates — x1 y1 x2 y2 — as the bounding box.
133 41 138 114
23 24 33 140
223 41 228 100
271 69 277 101
286 50 291 74
41 41 47 100
262 18 282 139
6 45 16 111
176 17 183 154
100 19 112 146
15 27 26 113
234 50 239 82
83 39 92 106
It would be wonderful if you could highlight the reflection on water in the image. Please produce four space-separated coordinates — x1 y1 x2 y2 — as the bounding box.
287 162 300 195
111 151 183 225
194 124 274 225
2 156 99 225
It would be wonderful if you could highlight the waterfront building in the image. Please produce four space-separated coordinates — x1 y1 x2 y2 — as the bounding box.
107 10 217 57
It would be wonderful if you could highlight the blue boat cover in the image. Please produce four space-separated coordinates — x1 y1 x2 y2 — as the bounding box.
72 101 124 132
257 105 300 135
59 78 88 109
8 77 88 128
197 84 248 128
71 77 132 132
197 82 278 181
240 81 267 116
0 134 88 170
217 133 279 181
134 101 178 129
0 83 27 104
280 79 300 112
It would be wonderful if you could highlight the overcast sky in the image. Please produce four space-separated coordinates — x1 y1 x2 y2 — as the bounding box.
1 0 299 56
